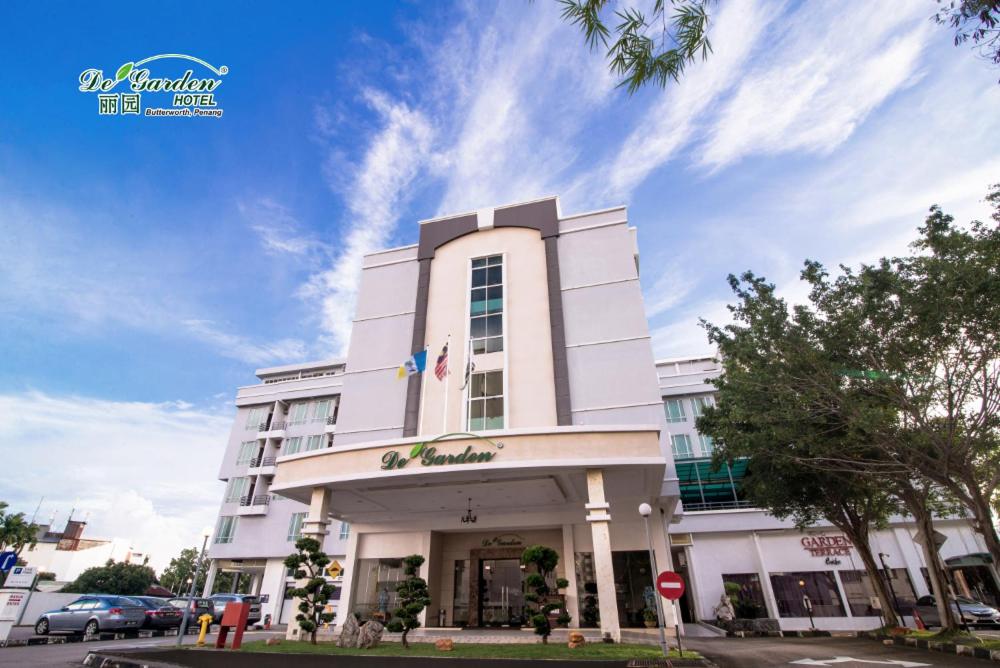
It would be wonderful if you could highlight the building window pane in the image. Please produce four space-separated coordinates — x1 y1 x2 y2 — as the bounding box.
691 396 714 418
671 434 693 459
236 441 257 466
288 403 308 425
305 435 323 452
351 558 405 620
769 571 846 617
215 516 238 544
840 569 917 616
470 256 503 355
664 399 686 423
312 400 331 421
225 477 248 503
339 522 350 540
721 573 768 617
468 371 503 431
699 434 715 456
245 408 263 430
284 437 302 455
287 512 306 542
677 458 751 511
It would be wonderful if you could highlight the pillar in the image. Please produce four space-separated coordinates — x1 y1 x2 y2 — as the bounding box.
202 560 218 597
751 532 780 619
335 526 362 628
561 524 580 628
650 507 679 631
286 486 333 640
586 468 621 642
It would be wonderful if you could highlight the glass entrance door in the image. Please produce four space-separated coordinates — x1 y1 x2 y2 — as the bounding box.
479 559 524 625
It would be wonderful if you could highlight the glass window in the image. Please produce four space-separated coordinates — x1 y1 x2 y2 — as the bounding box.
284 436 302 455
691 396 714 417
470 255 503 354
350 558 406 620
224 477 249 503
312 400 331 422
339 522 350 540
671 434 693 459
699 434 715 456
235 441 257 466
769 572 846 617
664 399 686 423
677 458 751 511
305 435 324 452
215 516 238 544
288 403 308 425
245 408 264 430
839 569 917 616
468 371 504 431
721 573 768 617
287 513 306 542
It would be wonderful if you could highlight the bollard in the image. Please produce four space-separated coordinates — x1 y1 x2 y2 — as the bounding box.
196 614 213 647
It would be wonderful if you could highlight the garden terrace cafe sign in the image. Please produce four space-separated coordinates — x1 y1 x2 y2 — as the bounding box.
801 535 853 557
380 433 503 471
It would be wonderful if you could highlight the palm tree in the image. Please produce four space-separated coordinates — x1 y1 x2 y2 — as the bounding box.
0 502 40 585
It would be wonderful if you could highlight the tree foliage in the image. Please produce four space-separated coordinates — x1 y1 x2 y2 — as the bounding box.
391 554 431 649
62 559 157 596
159 547 207 595
521 545 564 643
284 537 336 645
0 502 38 586
935 0 1000 81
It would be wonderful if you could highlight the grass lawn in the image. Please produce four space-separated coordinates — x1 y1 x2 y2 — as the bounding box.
234 639 701 660
904 628 1000 650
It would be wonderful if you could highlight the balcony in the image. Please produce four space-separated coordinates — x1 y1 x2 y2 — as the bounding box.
324 415 337 434
236 494 271 516
257 420 286 439
248 456 277 476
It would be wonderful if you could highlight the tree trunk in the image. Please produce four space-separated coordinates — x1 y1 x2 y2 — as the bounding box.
852 535 901 628
960 475 1000 569
898 484 960 631
401 629 409 649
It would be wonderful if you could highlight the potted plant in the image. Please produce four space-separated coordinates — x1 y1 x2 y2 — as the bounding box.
556 611 572 627
643 607 658 628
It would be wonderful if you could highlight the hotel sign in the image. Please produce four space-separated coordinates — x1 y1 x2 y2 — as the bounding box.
380 433 503 471
801 535 853 557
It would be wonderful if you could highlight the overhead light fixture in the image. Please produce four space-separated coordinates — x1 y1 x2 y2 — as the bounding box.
461 497 477 524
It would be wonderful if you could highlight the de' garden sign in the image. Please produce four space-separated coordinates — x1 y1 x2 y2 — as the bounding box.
381 433 503 471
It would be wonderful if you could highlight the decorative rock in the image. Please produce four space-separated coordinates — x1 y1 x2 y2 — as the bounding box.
356 619 385 649
568 630 586 649
435 638 454 651
265 637 282 646
337 615 360 648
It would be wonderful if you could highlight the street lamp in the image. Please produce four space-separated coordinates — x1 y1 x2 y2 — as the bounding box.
877 552 903 621
638 503 670 660
177 526 213 645
798 579 815 632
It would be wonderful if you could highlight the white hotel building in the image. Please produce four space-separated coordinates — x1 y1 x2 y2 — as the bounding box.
205 197 998 637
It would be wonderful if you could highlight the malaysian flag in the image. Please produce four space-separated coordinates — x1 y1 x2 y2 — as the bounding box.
434 343 449 380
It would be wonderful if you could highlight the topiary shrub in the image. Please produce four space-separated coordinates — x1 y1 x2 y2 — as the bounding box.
582 582 599 627
392 555 431 649
521 545 562 644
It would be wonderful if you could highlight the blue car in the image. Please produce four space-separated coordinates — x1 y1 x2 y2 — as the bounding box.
34 595 146 636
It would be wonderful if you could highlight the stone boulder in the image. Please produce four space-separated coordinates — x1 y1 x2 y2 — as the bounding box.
568 630 586 649
337 614 360 648
265 637 282 646
357 619 385 649
434 638 454 651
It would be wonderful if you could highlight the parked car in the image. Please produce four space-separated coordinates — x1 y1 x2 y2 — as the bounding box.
129 596 184 630
166 596 215 632
34 595 146 636
208 594 262 627
915 594 1000 627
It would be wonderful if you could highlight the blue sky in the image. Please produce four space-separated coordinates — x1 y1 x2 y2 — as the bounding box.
2 0 999 569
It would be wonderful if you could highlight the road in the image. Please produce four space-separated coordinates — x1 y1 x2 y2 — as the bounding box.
685 636 982 667
0 629 278 668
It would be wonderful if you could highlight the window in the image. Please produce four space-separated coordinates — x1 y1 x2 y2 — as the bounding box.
671 434 693 459
721 573 768 617
287 512 306 542
699 434 715 456
284 437 302 455
691 396 714 417
468 371 504 430
769 571 846 617
470 255 503 354
225 477 249 503
215 516 238 544
677 457 751 511
305 435 324 452
235 441 257 466
312 399 331 422
245 407 264 430
840 569 917 616
664 399 687 423
288 403 308 425
339 522 350 540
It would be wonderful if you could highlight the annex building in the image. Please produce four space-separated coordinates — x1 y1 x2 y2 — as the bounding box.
205 196 998 637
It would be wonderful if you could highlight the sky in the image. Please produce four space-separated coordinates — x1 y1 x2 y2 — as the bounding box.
1 0 998 572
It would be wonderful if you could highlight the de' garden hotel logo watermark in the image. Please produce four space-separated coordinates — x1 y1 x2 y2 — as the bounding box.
78 54 228 118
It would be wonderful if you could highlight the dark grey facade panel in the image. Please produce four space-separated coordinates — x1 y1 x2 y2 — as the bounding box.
402 258 432 436
544 236 572 425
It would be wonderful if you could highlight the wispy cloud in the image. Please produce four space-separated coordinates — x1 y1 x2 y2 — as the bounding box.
0 391 231 572
240 197 329 256
182 319 308 365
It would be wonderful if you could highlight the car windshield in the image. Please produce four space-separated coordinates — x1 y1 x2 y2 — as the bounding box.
106 596 142 607
956 596 984 605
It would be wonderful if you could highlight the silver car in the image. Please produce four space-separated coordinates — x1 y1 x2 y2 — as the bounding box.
34 595 146 636
914 594 1000 628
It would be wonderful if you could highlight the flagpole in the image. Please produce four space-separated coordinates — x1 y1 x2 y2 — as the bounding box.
442 334 451 433
417 344 429 435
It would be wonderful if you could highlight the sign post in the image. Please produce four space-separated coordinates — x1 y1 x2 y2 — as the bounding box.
0 566 38 646
656 570 686 658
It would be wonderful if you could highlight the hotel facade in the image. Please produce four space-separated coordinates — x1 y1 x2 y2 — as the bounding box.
206 197 998 637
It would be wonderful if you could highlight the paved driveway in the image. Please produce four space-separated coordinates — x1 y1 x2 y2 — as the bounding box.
685 636 981 667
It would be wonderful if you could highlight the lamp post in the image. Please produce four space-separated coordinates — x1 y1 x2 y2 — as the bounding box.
177 527 212 646
639 503 671 660
798 579 815 632
877 552 903 622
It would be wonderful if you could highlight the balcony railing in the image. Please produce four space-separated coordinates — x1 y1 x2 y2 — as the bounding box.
326 415 337 425
248 456 277 468
259 420 286 432
239 494 271 507
683 500 754 512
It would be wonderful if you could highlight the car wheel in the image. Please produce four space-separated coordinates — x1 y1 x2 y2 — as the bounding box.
84 620 99 637
34 618 49 635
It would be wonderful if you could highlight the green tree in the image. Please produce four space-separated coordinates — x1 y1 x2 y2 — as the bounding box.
935 0 1000 81
388 554 431 649
159 547 208 595
284 537 335 645
0 502 39 586
520 545 568 643
62 559 157 596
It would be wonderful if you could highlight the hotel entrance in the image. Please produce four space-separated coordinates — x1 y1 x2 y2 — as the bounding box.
479 558 525 625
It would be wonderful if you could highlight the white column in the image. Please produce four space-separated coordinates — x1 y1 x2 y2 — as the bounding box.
650 508 679 631
751 532 779 619
202 560 218 597
894 527 930 597
287 486 333 640
336 528 362 628
562 524 580 628
586 468 621 642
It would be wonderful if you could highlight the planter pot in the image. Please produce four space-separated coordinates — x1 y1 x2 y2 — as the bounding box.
644 620 657 628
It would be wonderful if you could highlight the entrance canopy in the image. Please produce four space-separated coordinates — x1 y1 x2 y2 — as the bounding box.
269 426 666 523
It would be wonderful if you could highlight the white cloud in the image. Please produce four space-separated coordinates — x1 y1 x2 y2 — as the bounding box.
240 197 328 256
303 90 434 353
0 392 231 573
182 319 308 365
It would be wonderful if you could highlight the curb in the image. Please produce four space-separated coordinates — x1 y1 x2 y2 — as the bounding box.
1 628 184 648
864 633 1000 662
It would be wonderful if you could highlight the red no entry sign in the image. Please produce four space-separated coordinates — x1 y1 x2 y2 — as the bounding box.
656 571 685 600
